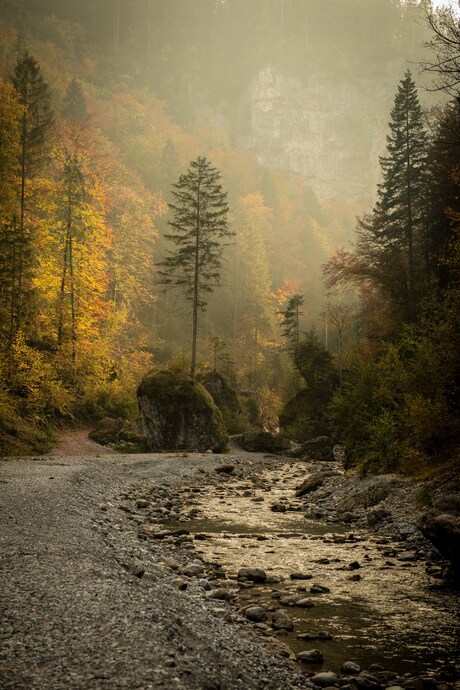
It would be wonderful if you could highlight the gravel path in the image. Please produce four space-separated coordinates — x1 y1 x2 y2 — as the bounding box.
0 442 310 690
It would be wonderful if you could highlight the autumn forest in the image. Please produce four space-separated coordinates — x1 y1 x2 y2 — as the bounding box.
0 0 459 473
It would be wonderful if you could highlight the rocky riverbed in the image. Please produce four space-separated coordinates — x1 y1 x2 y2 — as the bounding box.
1 438 459 690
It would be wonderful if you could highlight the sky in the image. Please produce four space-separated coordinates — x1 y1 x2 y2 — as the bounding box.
432 0 460 15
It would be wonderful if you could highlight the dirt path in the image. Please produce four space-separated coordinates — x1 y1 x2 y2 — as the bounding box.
48 428 112 456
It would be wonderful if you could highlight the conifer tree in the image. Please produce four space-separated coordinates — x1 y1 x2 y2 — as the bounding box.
280 293 304 357
11 50 53 336
160 157 232 378
375 70 427 322
62 78 87 123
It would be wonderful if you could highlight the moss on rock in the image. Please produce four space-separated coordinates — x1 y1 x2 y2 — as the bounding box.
137 368 228 452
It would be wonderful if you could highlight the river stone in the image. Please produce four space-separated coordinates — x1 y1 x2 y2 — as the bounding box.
367 507 391 526
209 588 234 601
271 610 294 630
296 598 315 608
354 671 382 689
341 661 361 674
297 649 324 664
295 472 331 497
290 572 312 580
215 464 235 474
237 567 267 583
180 563 204 577
244 606 267 622
310 584 330 593
137 368 228 452
310 672 338 686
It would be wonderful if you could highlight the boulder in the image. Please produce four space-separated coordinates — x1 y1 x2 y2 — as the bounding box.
137 369 228 452
418 511 460 579
238 431 291 453
298 436 335 461
198 371 242 415
237 567 267 583
295 471 333 497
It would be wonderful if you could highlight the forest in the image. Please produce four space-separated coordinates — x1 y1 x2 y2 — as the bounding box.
0 0 459 475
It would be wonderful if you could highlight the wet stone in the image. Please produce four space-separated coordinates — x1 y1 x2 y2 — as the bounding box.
271 610 294 630
310 671 338 686
341 661 361 674
237 567 267 583
297 649 324 664
244 606 267 622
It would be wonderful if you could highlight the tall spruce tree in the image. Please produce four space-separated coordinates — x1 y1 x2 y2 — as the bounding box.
375 71 427 322
11 50 53 336
279 293 304 371
160 156 232 378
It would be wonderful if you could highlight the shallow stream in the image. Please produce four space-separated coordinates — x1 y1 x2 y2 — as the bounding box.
172 462 460 674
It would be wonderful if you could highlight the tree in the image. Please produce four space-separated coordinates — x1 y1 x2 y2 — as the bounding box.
11 50 53 336
160 156 232 377
0 80 22 345
422 5 460 97
375 70 427 322
279 293 304 376
324 73 428 328
62 78 87 123
57 152 85 369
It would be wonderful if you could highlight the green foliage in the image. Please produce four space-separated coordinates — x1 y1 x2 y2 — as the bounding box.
295 328 335 388
329 323 459 474
414 484 433 509
77 386 137 422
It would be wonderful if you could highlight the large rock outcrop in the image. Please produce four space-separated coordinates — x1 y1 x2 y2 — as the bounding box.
418 511 460 580
137 369 228 452
198 372 242 417
236 431 291 453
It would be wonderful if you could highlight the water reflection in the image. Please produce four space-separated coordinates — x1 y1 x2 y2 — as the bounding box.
171 468 460 673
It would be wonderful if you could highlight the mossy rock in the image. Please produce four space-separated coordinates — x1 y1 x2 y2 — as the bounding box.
137 368 228 452
198 371 242 415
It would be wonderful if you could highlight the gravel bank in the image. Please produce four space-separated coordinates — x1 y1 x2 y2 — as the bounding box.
0 450 311 690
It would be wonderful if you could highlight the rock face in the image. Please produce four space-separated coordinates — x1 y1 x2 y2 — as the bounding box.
238 431 291 453
137 369 228 452
198 371 242 416
418 512 460 579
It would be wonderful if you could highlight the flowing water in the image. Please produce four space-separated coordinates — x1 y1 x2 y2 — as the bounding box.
171 464 460 674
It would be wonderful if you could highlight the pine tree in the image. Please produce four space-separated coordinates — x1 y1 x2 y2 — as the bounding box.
375 70 427 322
62 78 87 123
160 156 232 378
11 50 54 336
280 293 304 357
